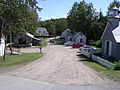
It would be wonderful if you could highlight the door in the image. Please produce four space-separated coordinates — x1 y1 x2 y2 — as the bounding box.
105 40 112 56
80 39 83 43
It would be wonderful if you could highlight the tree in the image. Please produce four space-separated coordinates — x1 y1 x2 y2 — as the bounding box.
55 18 68 35
0 0 41 35
67 1 96 39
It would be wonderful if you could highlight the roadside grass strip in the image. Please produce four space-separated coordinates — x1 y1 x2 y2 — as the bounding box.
0 53 43 67
78 54 120 81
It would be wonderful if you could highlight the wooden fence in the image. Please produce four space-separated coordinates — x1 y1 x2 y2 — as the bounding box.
81 49 91 58
92 54 115 69
81 49 115 69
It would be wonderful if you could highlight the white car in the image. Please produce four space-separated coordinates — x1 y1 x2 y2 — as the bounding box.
64 41 74 46
79 45 94 51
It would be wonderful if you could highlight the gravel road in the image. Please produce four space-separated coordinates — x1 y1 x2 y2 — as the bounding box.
2 43 120 88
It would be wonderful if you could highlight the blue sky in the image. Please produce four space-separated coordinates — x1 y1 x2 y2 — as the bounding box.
37 0 115 21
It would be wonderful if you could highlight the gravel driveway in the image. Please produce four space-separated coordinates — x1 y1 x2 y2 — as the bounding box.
2 43 120 88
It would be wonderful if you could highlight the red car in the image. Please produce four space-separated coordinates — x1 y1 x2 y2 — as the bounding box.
72 43 85 48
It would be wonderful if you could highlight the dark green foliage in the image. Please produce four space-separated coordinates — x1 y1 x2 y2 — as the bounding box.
95 40 102 48
89 40 102 48
108 56 115 63
93 53 102 57
115 61 120 70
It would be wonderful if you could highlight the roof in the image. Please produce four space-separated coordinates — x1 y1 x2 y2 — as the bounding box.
26 33 34 38
26 33 40 41
37 27 48 33
74 32 86 38
112 22 120 43
67 33 73 38
61 29 72 38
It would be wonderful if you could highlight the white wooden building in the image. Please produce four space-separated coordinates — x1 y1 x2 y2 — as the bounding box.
36 27 49 36
0 34 5 56
73 32 86 44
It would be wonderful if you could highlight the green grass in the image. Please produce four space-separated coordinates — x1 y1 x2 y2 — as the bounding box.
0 53 43 67
91 46 101 50
78 54 120 81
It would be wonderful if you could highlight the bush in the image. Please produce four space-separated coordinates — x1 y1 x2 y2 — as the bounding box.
93 53 102 57
108 56 115 63
115 61 120 70
88 40 96 46
95 40 102 48
89 40 102 48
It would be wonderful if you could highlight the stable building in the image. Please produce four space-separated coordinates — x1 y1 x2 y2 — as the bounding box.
101 6 120 60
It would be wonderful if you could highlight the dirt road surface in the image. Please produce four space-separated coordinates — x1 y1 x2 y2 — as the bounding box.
2 43 120 88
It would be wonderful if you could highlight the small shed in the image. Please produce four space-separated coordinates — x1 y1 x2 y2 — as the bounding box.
36 27 49 36
73 32 86 44
67 34 73 41
61 29 73 41
13 33 40 47
0 34 5 56
101 6 120 60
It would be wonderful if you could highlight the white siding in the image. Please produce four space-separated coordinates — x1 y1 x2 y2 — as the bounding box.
36 27 49 36
75 35 86 44
0 38 5 56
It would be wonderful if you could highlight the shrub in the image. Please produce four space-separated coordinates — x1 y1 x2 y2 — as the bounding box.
95 40 102 48
88 40 96 46
88 40 102 48
108 56 115 63
114 61 120 70
93 53 102 57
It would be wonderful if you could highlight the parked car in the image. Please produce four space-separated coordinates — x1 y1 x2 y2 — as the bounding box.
79 45 90 51
79 45 96 52
64 41 74 46
72 43 85 48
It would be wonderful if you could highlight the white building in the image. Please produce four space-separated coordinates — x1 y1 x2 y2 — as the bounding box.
73 32 86 44
36 27 49 36
61 29 73 41
0 34 5 56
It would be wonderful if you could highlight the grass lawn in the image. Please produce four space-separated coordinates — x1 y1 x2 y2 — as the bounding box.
78 54 120 81
0 53 43 67
91 46 101 50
